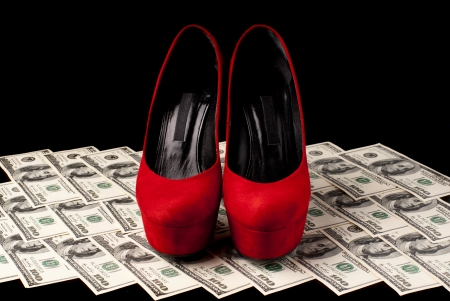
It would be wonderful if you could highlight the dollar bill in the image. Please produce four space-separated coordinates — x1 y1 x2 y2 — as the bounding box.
219 141 226 173
127 231 253 298
213 199 230 242
211 239 314 295
0 245 19 283
45 147 128 203
381 228 450 292
309 171 336 191
321 224 440 295
0 233 77 288
102 197 143 233
371 189 450 242
312 187 408 236
92 231 199 299
304 196 348 233
0 150 82 206
0 182 70 240
48 200 120 238
287 231 380 295
306 141 345 162
80 147 137 199
43 234 135 294
338 144 450 200
128 151 142 164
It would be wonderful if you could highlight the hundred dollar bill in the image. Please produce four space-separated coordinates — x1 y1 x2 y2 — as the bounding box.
102 197 143 233
0 234 77 287
92 232 199 299
309 171 335 191
0 182 70 241
213 199 230 242
211 239 314 295
80 147 137 199
304 196 348 233
127 231 253 298
321 224 440 295
44 147 128 203
0 245 19 283
371 189 450 242
381 228 450 292
338 144 450 200
287 232 380 295
0 150 82 206
48 200 120 238
312 187 408 236
43 234 135 294
306 142 344 191
128 151 142 164
219 141 226 173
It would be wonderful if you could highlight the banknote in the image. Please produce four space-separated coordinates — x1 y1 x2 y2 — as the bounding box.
48 200 120 238
213 199 230 242
102 197 143 233
321 224 440 295
80 147 137 199
219 141 226 173
0 182 70 240
92 232 199 299
371 189 450 242
0 245 19 283
306 141 344 163
338 144 450 200
127 231 253 298
309 171 335 191
45 147 128 203
287 232 380 295
0 150 81 206
211 238 314 295
312 187 408 236
381 228 450 292
128 151 142 164
0 233 77 287
304 196 348 233
0 206 22 241
43 234 135 294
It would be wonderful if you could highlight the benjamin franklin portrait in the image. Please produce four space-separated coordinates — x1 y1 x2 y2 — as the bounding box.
292 234 341 259
102 162 139 179
395 233 450 256
322 189 373 208
12 165 58 182
368 159 420 177
349 236 399 259
381 192 437 213
310 158 360 175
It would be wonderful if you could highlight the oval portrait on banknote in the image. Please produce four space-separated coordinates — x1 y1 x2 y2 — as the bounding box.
112 242 159 264
395 233 450 257
61 162 99 179
323 189 373 208
12 164 58 182
2 234 49 254
56 238 104 259
310 157 360 175
57 200 100 212
348 236 400 259
368 158 420 177
293 234 342 259
102 162 139 179
3 196 47 214
381 191 438 213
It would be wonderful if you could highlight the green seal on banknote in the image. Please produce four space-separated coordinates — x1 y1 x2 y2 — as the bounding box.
102 262 119 271
309 172 320 179
46 185 61 192
355 177 371 184
371 212 388 219
135 211 141 217
214 265 232 275
86 215 103 223
0 256 8 264
97 182 112 189
308 209 324 217
417 179 433 186
218 208 227 216
401 265 419 274
42 260 59 268
336 263 354 272
264 262 283 272
38 217 55 225
161 268 179 277
430 216 446 224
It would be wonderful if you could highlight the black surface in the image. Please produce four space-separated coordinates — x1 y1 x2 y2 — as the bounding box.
2 8 449 300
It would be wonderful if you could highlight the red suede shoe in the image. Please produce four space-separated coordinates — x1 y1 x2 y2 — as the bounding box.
136 25 222 256
223 25 310 259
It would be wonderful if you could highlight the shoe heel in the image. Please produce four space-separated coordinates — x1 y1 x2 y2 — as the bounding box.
228 214 306 260
143 212 217 256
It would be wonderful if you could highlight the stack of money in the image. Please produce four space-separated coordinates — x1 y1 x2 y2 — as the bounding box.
0 141 449 298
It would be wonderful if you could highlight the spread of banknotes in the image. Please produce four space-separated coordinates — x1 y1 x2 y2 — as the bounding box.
0 141 449 298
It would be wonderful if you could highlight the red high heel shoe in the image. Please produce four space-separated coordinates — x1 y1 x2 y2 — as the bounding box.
136 25 223 255
223 25 310 259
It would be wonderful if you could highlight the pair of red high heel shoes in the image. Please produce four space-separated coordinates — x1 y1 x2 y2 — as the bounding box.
136 24 310 259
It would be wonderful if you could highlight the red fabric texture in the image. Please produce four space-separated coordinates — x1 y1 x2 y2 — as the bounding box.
136 25 222 255
223 25 311 259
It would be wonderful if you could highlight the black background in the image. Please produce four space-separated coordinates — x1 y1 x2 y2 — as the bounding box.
1 8 449 300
